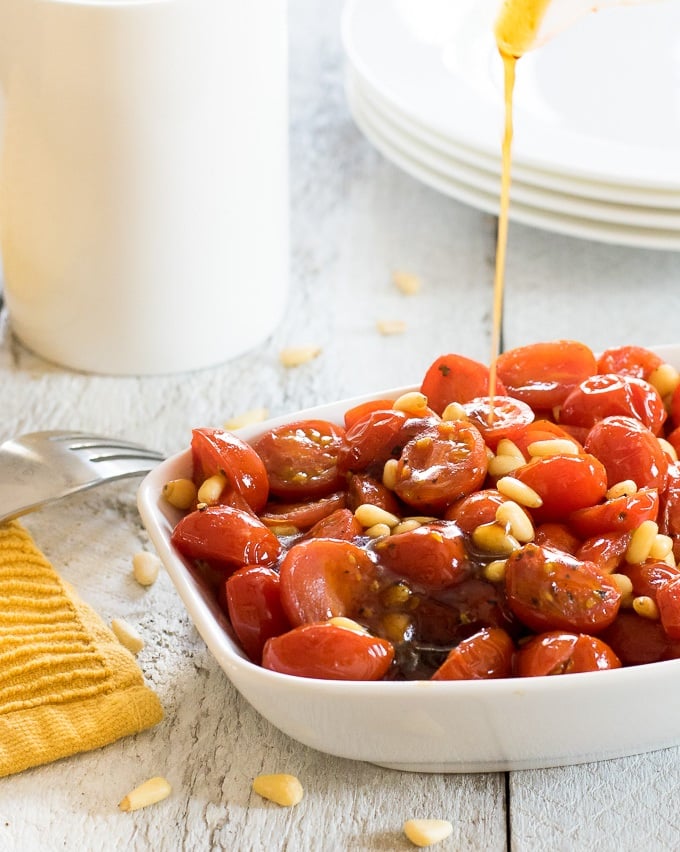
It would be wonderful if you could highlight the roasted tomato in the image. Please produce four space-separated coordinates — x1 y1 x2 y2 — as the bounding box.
512 453 608 522
514 631 621 676
560 374 666 436
461 396 534 450
431 627 514 680
596 345 664 380
420 353 504 415
584 416 668 491
259 491 347 531
337 409 437 475
225 566 291 663
568 488 659 539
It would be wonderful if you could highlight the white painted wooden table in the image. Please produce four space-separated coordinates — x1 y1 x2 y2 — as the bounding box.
3 2 680 849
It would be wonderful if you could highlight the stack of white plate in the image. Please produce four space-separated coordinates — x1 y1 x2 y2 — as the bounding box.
341 0 680 250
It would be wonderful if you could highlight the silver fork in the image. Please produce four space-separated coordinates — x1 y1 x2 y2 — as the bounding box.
0 430 164 524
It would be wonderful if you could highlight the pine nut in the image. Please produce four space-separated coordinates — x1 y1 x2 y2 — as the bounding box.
252 774 304 807
393 391 429 415
527 439 578 457
472 522 520 555
665 551 677 568
441 402 468 422
611 573 634 598
111 618 144 655
606 480 637 500
488 454 524 477
658 437 678 462
496 476 543 508
365 523 392 539
626 520 659 564
392 519 422 535
633 595 660 620
392 270 422 295
484 559 507 583
224 407 269 430
354 503 400 529
162 478 197 510
381 612 412 643
279 346 321 367
197 473 227 505
649 534 674 560
377 319 407 336
327 616 369 634
383 458 399 490
648 363 680 398
132 551 161 587
495 501 534 543
119 776 171 812
403 818 453 848
496 438 525 460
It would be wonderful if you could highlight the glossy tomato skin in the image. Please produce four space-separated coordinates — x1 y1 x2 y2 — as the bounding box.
534 523 581 555
259 491 346 531
346 473 403 515
513 453 608 522
431 627 514 680
657 577 680 639
584 416 668 491
623 560 680 601
596 345 663 380
251 419 347 500
337 409 438 475
394 420 488 513
225 566 291 663
420 353 505 415
575 531 631 574
560 374 666 435
600 611 680 665
461 396 534 450
505 544 621 634
171 505 281 572
343 399 398 430
278 538 379 626
191 427 269 513
444 489 513 535
372 521 469 591
568 488 659 539
303 508 363 541
514 631 621 676
494 340 597 410
512 419 583 458
262 623 395 681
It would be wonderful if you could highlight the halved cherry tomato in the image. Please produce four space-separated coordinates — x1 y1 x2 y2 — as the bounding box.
420 353 505 415
514 631 621 676
494 340 597 410
394 420 488 512
171 505 281 572
623 560 680 600
504 543 621 633
670 384 680 430
444 489 513 535
560 374 666 435
191 427 269 513
575 531 631 574
512 419 583 458
344 399 398 430
259 491 347 531
304 508 363 541
513 453 608 522
600 611 680 665
373 521 469 591
431 627 514 680
657 576 680 639
461 396 534 450
278 538 380 626
225 566 291 663
337 409 438 474
533 523 581 555
659 462 680 539
262 623 394 680
346 473 403 515
584 416 668 491
252 419 347 500
568 488 659 539
596 345 663 380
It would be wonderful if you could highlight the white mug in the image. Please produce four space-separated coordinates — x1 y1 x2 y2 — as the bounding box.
0 0 289 375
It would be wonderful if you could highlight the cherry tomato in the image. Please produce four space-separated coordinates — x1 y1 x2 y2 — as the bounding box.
252 419 347 500
504 543 621 634
568 488 659 539
225 566 291 663
444 489 513 535
533 523 581 555
596 345 663 380
394 420 488 513
344 399 398 430
575 531 631 574
494 340 597 410
600 611 680 665
666 425 680 457
659 462 680 539
670 383 680 429
191 427 269 513
373 521 469 591
259 491 347 531
623 560 680 600
512 419 583 458
461 396 534 450
262 622 394 680
346 473 403 515
337 409 438 474
278 538 380 626
513 453 608 522
560 374 666 435
304 508 363 541
420 353 505 415
171 505 281 572
584 416 668 491
657 576 680 639
514 631 621 676
431 627 514 680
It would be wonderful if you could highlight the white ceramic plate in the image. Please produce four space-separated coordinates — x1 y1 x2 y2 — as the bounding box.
348 76 680 251
138 345 680 773
342 0 680 190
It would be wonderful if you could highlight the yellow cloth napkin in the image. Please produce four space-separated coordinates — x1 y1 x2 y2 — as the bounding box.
0 521 163 777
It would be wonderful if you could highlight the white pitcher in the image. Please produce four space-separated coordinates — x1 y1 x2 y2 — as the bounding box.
0 0 289 375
